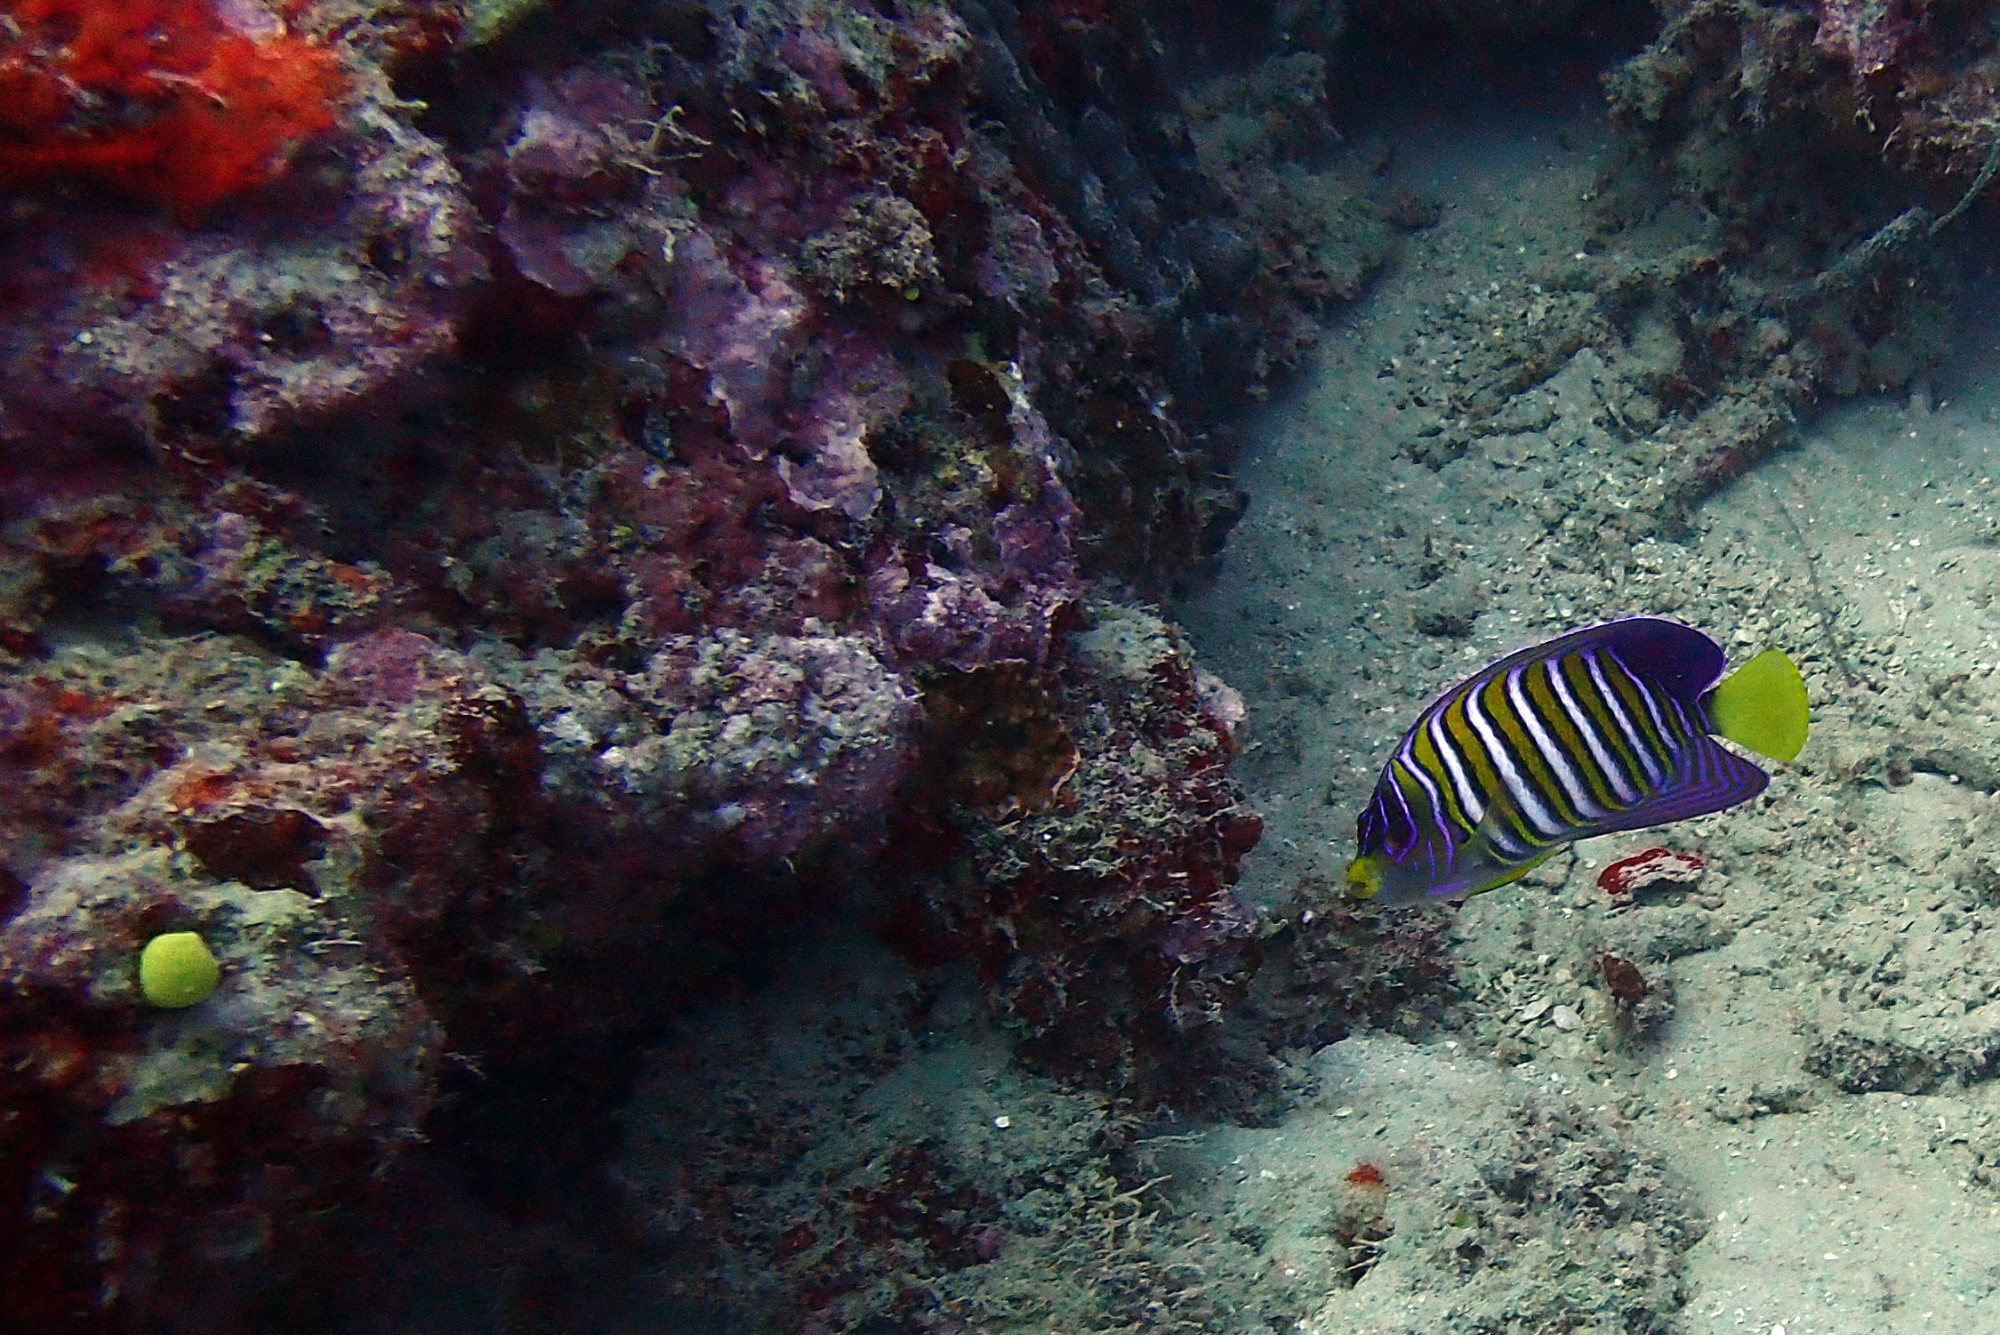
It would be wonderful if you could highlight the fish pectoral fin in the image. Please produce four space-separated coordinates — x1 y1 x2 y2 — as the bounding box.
1449 818 1559 900
1457 847 1554 900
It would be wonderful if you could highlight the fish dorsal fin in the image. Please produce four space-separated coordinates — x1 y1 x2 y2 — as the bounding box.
1706 648 1809 763
1409 617 1721 730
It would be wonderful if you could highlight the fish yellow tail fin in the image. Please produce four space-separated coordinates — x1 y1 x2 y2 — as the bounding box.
1707 649 1809 763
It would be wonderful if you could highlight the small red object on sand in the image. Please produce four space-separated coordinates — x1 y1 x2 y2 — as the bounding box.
1599 953 1648 1002
1346 1161 1386 1188
1597 846 1705 897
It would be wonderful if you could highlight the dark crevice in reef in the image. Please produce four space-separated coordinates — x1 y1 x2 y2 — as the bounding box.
1338 0 1662 127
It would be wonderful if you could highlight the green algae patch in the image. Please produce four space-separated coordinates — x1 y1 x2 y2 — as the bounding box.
467 0 546 45
139 931 221 1009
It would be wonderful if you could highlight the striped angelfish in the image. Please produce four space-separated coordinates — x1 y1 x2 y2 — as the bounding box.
1345 617 1809 905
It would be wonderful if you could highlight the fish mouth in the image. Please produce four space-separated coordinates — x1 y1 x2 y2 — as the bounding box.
1345 855 1384 899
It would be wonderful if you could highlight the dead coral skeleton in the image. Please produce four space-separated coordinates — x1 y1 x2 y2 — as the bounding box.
932 1167 1246 1333
601 106 712 174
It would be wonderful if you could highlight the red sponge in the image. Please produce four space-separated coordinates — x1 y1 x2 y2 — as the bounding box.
0 0 347 217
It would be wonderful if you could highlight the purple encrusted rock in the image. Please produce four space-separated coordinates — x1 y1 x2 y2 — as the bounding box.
497 628 922 864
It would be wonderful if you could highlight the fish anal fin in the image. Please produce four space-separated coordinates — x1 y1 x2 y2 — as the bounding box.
1573 736 1769 839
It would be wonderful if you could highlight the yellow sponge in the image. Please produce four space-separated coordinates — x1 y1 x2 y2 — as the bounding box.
140 931 221 1009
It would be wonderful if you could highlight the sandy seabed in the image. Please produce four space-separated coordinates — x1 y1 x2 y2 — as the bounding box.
1173 96 2000 1335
